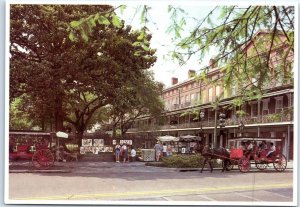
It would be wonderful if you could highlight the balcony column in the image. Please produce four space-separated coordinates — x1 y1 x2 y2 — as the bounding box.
287 125 290 161
168 115 171 125
258 100 261 122
257 126 260 137
287 93 292 120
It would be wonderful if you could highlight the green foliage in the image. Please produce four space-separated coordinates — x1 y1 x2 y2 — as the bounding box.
147 154 222 168
10 5 157 139
168 6 294 106
107 70 164 137
9 97 34 130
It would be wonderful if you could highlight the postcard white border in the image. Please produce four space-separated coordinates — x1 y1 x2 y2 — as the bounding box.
4 0 298 206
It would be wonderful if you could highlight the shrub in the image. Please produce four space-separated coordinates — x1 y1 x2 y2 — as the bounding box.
158 154 222 168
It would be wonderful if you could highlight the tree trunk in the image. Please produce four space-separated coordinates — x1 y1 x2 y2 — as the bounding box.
54 95 64 132
76 130 84 147
112 123 116 139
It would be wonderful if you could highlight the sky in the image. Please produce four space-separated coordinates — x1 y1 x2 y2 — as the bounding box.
116 4 218 88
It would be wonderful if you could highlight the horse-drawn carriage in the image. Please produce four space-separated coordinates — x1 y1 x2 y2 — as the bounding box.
226 137 287 173
197 137 287 173
9 131 71 169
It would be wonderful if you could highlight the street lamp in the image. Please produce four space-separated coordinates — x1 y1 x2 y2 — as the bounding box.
200 111 205 130
239 121 245 130
219 113 226 128
239 121 245 137
198 110 205 136
218 112 226 147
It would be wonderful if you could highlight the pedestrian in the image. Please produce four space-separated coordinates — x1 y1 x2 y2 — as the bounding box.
130 147 136 162
115 144 121 163
122 144 128 163
154 141 162 161
162 143 167 157
167 145 172 156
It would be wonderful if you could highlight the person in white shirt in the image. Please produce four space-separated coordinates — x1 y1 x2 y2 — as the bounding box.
162 143 167 157
266 142 276 158
130 148 136 162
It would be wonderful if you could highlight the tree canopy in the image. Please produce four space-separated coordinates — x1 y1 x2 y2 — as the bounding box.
107 70 164 138
9 5 159 141
72 5 294 108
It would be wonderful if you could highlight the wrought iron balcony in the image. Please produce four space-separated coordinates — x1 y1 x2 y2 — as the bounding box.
127 108 293 132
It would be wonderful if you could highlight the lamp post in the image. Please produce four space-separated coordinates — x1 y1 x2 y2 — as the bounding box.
239 121 245 137
218 112 226 147
200 111 205 132
198 111 205 141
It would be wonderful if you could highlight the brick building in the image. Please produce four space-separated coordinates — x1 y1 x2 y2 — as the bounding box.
104 31 294 160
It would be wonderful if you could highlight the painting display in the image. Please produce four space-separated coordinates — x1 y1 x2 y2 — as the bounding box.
93 139 104 146
82 139 92 147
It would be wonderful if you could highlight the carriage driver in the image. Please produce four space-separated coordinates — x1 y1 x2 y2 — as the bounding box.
244 140 253 156
266 142 276 158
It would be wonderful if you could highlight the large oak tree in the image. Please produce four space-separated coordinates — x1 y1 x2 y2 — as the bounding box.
10 5 157 144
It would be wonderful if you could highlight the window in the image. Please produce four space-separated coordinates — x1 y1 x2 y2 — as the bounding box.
208 88 213 102
230 84 237 96
196 92 200 101
262 99 269 115
176 96 179 104
185 95 189 102
190 93 195 102
251 102 258 117
216 86 221 97
275 96 283 113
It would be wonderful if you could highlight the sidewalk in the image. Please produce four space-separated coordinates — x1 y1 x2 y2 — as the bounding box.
9 160 294 173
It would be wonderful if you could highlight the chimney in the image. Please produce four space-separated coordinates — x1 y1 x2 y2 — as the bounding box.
209 58 218 69
172 77 178 85
188 70 196 78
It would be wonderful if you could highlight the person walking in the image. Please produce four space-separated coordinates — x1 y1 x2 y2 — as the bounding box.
162 143 167 157
154 141 162 162
130 147 136 162
115 144 121 162
122 144 128 163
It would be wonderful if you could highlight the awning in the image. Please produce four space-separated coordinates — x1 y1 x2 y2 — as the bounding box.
179 135 202 142
56 131 69 139
156 135 179 142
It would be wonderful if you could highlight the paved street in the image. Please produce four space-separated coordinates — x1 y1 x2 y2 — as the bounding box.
7 161 295 205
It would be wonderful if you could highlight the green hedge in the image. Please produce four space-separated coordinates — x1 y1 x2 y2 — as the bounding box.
146 154 222 168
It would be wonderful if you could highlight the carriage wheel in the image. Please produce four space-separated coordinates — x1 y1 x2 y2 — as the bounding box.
255 160 268 170
238 157 250 173
32 149 54 169
273 154 287 172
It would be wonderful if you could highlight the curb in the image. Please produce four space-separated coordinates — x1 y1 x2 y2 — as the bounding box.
9 169 71 173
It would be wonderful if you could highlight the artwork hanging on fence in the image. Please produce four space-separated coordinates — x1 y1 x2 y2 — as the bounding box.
93 139 104 146
82 139 92 146
120 140 132 145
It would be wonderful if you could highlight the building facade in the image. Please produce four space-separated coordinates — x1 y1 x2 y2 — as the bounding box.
104 31 294 160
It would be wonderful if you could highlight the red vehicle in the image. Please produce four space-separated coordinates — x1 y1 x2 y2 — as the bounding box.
226 137 287 173
9 131 56 169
